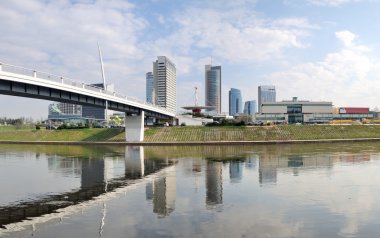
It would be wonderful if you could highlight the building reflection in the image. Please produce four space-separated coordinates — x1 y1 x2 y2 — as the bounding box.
258 154 336 184
0 146 175 228
145 166 176 218
205 161 223 209
339 153 370 163
259 155 278 184
229 160 243 183
245 155 258 170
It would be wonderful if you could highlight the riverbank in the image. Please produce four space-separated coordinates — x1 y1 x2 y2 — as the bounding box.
1 125 380 144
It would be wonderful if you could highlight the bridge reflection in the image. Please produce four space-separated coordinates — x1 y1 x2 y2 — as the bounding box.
0 146 175 228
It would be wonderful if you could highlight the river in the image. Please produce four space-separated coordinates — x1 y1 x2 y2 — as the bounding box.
1 142 380 237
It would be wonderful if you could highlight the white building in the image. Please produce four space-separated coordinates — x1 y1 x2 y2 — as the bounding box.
153 56 176 113
257 97 333 124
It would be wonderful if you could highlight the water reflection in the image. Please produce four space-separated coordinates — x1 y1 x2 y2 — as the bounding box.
229 161 243 183
0 145 176 228
146 168 176 218
1 142 380 238
206 161 223 208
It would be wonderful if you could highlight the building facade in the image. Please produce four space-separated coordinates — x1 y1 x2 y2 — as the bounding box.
256 97 332 124
153 56 176 113
146 72 154 104
229 88 242 116
205 65 222 114
57 103 81 115
258 85 276 113
244 100 256 115
81 83 107 120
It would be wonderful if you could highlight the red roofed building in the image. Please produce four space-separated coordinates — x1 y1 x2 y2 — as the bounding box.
339 107 369 114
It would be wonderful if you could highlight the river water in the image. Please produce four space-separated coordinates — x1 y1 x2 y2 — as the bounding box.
0 142 380 237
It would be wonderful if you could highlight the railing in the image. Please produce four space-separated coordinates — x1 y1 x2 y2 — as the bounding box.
0 62 170 113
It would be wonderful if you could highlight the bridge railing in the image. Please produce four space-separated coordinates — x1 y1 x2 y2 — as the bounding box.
0 62 171 113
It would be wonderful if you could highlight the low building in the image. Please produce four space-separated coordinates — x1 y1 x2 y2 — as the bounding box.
256 98 373 124
258 97 332 124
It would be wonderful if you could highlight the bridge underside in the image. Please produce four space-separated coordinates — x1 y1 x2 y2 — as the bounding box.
0 79 171 120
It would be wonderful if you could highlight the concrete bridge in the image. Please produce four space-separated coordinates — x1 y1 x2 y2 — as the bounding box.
0 62 176 141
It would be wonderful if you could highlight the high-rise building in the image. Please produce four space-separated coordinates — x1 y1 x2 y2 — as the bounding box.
205 65 222 114
82 83 105 120
258 85 276 113
229 88 242 116
153 56 176 113
82 83 114 120
57 103 81 115
146 72 154 103
244 100 256 115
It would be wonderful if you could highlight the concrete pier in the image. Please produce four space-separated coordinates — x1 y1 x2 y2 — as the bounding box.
125 111 145 142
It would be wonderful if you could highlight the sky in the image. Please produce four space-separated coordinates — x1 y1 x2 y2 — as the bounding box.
1 0 380 118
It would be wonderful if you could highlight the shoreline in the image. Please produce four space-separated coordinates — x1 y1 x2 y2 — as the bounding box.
1 137 380 146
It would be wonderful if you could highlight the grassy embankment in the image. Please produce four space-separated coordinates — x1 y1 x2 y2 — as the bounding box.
1 125 380 142
0 126 125 142
144 125 380 142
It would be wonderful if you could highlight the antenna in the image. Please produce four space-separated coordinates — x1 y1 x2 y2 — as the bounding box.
97 42 106 88
194 87 198 106
210 56 213 65
97 42 108 126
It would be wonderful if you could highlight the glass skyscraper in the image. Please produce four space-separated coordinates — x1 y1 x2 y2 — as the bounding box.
244 100 256 115
205 65 222 114
146 72 154 103
229 88 242 116
258 85 276 113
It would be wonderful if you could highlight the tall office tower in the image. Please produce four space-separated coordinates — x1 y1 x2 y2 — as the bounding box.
244 100 256 115
229 88 242 116
258 85 276 113
146 72 154 103
205 65 222 114
153 56 176 113
57 103 81 115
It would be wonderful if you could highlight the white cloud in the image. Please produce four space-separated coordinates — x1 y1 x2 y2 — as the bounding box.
264 30 380 108
307 0 360 6
164 8 314 63
335 30 357 47
0 0 318 117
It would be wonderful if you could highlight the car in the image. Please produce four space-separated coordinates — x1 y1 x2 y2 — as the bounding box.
46 125 58 130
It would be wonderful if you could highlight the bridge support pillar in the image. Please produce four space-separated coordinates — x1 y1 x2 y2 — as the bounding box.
125 111 144 142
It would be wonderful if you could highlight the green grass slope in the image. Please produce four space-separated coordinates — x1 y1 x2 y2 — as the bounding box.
144 125 380 142
1 125 380 143
0 128 125 142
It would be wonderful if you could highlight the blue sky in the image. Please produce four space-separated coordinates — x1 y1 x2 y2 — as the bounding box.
1 0 380 118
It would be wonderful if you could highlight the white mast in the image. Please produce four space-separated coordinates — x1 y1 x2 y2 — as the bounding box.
97 42 108 126
194 86 198 106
